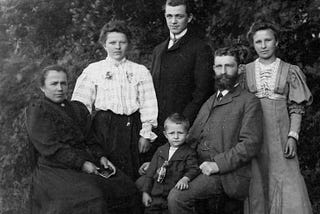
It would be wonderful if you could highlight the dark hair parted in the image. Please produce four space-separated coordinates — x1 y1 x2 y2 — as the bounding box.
164 113 190 131
247 20 280 44
214 44 250 65
99 20 132 48
163 0 194 15
39 65 68 87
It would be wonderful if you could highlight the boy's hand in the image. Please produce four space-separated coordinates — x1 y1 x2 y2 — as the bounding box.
139 162 150 175
142 192 152 207
175 176 190 190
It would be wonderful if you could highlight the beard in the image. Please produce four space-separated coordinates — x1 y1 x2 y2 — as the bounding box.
215 73 239 90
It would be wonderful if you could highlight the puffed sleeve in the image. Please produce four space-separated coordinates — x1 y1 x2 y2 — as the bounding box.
287 65 313 115
137 65 158 141
26 101 89 170
71 65 97 113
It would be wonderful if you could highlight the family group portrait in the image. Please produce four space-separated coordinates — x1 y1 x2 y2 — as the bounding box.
0 0 319 213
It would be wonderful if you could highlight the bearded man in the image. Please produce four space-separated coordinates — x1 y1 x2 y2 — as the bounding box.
167 46 263 214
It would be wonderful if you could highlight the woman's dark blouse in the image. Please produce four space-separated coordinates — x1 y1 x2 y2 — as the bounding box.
26 97 105 170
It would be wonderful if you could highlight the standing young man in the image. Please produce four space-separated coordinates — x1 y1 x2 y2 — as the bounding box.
141 0 214 166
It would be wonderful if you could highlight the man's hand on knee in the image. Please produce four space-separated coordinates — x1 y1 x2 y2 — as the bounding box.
199 161 219 175
142 192 152 207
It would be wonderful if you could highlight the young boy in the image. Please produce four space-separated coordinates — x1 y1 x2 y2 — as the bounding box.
141 113 199 214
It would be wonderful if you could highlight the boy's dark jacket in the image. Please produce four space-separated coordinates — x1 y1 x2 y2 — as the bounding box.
142 143 199 196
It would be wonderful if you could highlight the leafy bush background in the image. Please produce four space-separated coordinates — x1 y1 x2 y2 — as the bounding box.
0 0 319 213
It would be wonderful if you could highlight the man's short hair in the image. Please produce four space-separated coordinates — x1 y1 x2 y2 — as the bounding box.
163 0 194 15
214 44 249 65
164 113 190 131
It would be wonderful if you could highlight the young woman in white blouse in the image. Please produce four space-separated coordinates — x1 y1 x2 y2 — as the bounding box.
72 20 158 180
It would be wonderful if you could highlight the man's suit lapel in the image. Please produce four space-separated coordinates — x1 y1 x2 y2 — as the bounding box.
168 30 190 51
158 39 169 55
212 86 241 108
152 39 169 90
152 30 191 87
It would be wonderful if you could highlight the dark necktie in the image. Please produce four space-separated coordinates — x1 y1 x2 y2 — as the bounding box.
172 35 177 44
168 35 178 49
217 92 223 102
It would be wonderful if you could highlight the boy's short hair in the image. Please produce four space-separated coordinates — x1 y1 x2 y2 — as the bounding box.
164 113 190 131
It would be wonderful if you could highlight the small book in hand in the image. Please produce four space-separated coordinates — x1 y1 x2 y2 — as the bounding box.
97 166 116 179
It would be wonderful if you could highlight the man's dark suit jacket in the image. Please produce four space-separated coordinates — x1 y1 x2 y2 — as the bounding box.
151 30 214 132
142 143 199 197
188 85 263 200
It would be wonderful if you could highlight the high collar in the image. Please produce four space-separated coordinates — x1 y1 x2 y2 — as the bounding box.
169 28 188 40
217 83 239 97
105 56 127 67
256 57 280 67
167 29 192 51
43 96 67 107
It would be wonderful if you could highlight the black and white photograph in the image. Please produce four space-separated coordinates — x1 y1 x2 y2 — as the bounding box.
0 0 319 213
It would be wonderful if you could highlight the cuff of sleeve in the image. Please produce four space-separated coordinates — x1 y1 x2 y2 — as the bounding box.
75 158 87 170
289 113 302 134
213 153 228 174
140 127 157 142
288 103 305 115
183 174 195 181
141 177 153 194
288 131 299 141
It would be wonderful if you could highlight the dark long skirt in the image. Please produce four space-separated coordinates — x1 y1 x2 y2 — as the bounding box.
91 110 141 180
31 164 139 214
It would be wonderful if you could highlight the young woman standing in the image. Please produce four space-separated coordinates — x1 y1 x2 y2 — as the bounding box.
245 20 313 214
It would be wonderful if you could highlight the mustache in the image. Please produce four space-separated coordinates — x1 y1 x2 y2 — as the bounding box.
215 73 235 80
215 73 239 90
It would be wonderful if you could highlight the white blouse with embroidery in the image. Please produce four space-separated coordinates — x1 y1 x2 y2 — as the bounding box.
255 58 286 100
71 57 158 141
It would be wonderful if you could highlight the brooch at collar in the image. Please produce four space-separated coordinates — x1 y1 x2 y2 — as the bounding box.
105 71 113 80
126 71 134 83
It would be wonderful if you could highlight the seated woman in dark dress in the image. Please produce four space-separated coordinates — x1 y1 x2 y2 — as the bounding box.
26 65 139 214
